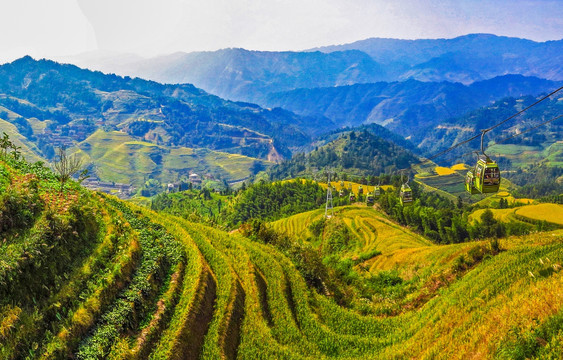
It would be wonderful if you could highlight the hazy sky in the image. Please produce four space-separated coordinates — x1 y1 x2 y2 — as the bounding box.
1 0 562 63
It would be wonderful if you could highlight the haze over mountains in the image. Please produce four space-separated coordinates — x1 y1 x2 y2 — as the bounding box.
63 34 563 105
265 75 562 136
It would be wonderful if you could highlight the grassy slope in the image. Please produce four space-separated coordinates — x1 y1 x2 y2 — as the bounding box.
0 119 44 163
3 157 563 359
488 141 563 168
72 129 271 186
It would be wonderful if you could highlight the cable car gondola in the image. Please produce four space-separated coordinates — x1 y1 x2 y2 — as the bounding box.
399 175 413 206
465 131 501 194
349 193 356 202
374 180 381 198
366 188 375 206
358 185 363 195
339 189 344 197
400 184 413 206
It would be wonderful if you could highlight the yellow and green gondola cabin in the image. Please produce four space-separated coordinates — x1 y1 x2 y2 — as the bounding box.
400 184 413 206
465 155 501 194
366 192 375 205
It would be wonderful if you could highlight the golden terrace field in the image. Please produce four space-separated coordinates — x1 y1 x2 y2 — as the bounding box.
2 155 563 359
271 206 563 359
515 204 563 226
470 203 563 227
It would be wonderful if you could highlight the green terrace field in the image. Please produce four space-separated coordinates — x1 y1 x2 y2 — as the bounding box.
488 141 563 168
71 129 271 187
414 163 518 203
3 153 563 359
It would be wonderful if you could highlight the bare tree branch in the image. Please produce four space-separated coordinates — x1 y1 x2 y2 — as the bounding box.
54 147 84 192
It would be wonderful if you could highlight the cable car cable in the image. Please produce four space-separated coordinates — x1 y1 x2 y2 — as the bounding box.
490 114 563 146
483 86 563 134
401 85 563 171
442 113 563 165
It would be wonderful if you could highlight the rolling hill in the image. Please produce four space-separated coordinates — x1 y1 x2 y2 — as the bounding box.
0 56 329 190
3 140 563 359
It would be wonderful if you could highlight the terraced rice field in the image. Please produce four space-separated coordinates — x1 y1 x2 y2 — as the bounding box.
435 166 456 175
3 159 563 359
273 206 476 283
470 203 563 227
515 203 563 226
71 129 269 186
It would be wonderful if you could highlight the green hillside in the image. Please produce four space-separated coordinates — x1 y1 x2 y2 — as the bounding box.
3 148 563 359
72 129 270 187
0 56 320 191
0 118 44 163
268 129 419 180
419 96 562 170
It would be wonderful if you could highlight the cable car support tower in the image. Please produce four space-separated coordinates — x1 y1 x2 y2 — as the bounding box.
325 169 334 218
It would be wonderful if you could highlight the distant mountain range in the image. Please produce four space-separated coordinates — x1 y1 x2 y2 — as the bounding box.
264 75 563 136
311 33 563 84
65 49 387 104
62 34 563 105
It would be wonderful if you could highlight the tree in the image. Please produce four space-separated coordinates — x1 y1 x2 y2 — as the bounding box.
53 147 87 192
480 209 505 238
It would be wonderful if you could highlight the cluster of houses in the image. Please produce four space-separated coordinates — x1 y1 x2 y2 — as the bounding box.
40 123 93 148
81 179 136 199
81 172 216 198
165 172 211 192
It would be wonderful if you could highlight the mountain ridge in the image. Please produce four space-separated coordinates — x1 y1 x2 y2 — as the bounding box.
263 74 563 135
59 33 563 103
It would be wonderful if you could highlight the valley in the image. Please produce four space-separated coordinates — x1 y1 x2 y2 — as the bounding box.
1 26 562 359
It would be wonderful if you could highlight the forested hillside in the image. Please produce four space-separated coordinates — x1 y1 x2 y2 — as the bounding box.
264 75 562 133
268 130 419 180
